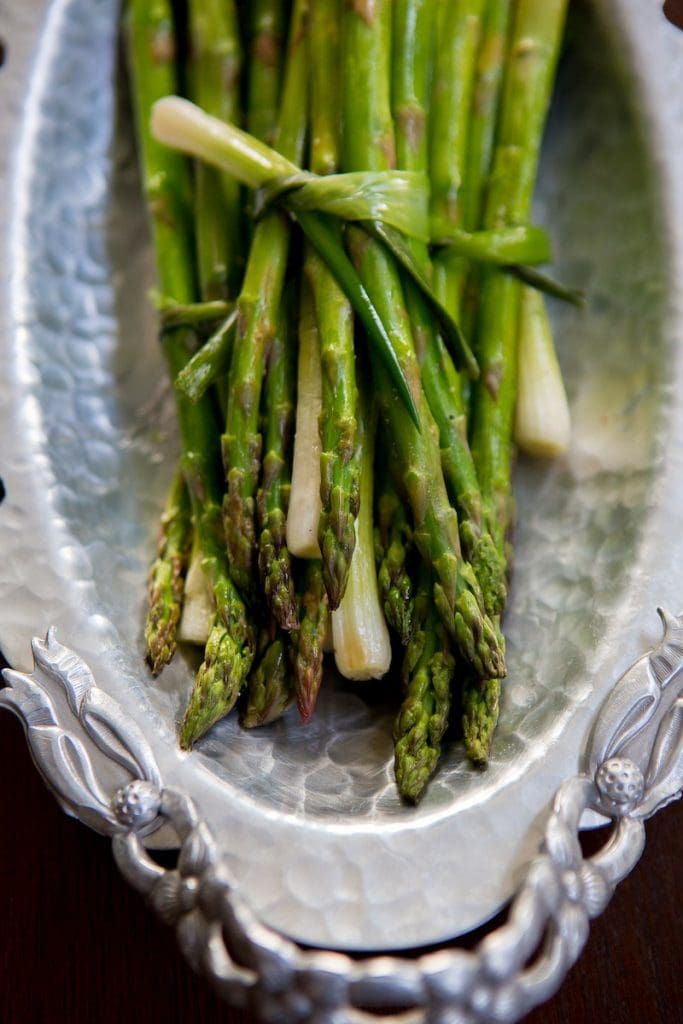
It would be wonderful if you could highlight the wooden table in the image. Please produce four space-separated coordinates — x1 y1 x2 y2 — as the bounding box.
1 662 681 1024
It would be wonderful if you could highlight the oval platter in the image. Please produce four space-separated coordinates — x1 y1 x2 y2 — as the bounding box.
0 0 682 1017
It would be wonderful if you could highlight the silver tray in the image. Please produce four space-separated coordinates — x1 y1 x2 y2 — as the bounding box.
0 0 682 1020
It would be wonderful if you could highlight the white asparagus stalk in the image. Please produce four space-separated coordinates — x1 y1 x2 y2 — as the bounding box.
287 283 323 557
332 403 391 680
515 286 571 457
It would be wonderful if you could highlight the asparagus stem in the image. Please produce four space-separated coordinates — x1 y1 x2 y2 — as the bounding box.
463 674 501 768
459 0 513 345
332 395 391 681
291 558 330 722
126 0 255 745
394 568 455 803
392 0 506 618
306 3 360 609
155 296 232 330
188 0 243 300
461 0 513 235
463 0 569 766
374 457 415 646
241 633 295 727
341 0 504 679
247 0 286 145
145 468 193 673
179 500 257 748
470 0 569 552
221 0 309 598
287 282 323 557
429 0 485 322
175 310 237 403
257 296 299 630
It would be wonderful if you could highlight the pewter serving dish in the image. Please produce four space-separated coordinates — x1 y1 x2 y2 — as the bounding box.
1 1 682 1020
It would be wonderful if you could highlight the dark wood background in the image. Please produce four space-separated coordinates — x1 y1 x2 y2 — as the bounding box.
1 657 681 1024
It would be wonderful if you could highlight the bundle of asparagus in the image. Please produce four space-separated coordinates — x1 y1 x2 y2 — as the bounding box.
127 0 572 802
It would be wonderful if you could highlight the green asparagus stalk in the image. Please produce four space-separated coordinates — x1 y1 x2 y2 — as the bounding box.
305 1 360 608
392 0 505 618
461 0 513 236
179 500 256 747
246 0 285 145
342 0 504 679
188 0 243 301
175 309 237 403
429 0 485 323
457 0 513 347
155 295 232 330
145 468 193 674
308 245 360 609
374 457 415 646
470 0 569 553
291 559 330 722
257 298 299 630
462 674 500 768
463 0 569 765
241 633 295 727
126 0 255 746
221 0 309 599
394 568 455 803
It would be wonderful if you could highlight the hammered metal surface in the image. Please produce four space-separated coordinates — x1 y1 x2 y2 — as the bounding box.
1 0 682 950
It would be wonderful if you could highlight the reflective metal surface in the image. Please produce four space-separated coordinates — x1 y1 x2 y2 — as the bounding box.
0 0 682 950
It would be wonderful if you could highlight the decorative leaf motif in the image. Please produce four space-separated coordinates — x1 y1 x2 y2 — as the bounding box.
637 697 683 819
0 629 162 836
31 628 98 716
649 608 683 687
27 727 114 832
80 689 162 789
0 669 59 728
588 610 683 774
646 696 683 787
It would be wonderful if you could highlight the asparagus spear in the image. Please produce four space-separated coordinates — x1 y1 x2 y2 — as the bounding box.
178 502 255 749
392 0 506 618
464 0 569 764
246 0 285 145
291 559 330 722
429 0 485 323
145 468 193 674
241 633 295 727
342 0 504 680
188 0 243 301
394 568 455 803
307 245 360 609
175 309 237 403
222 0 309 598
257 299 299 630
462 674 500 768
374 457 415 646
126 0 255 745
457 0 514 344
470 0 569 553
306 0 360 610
